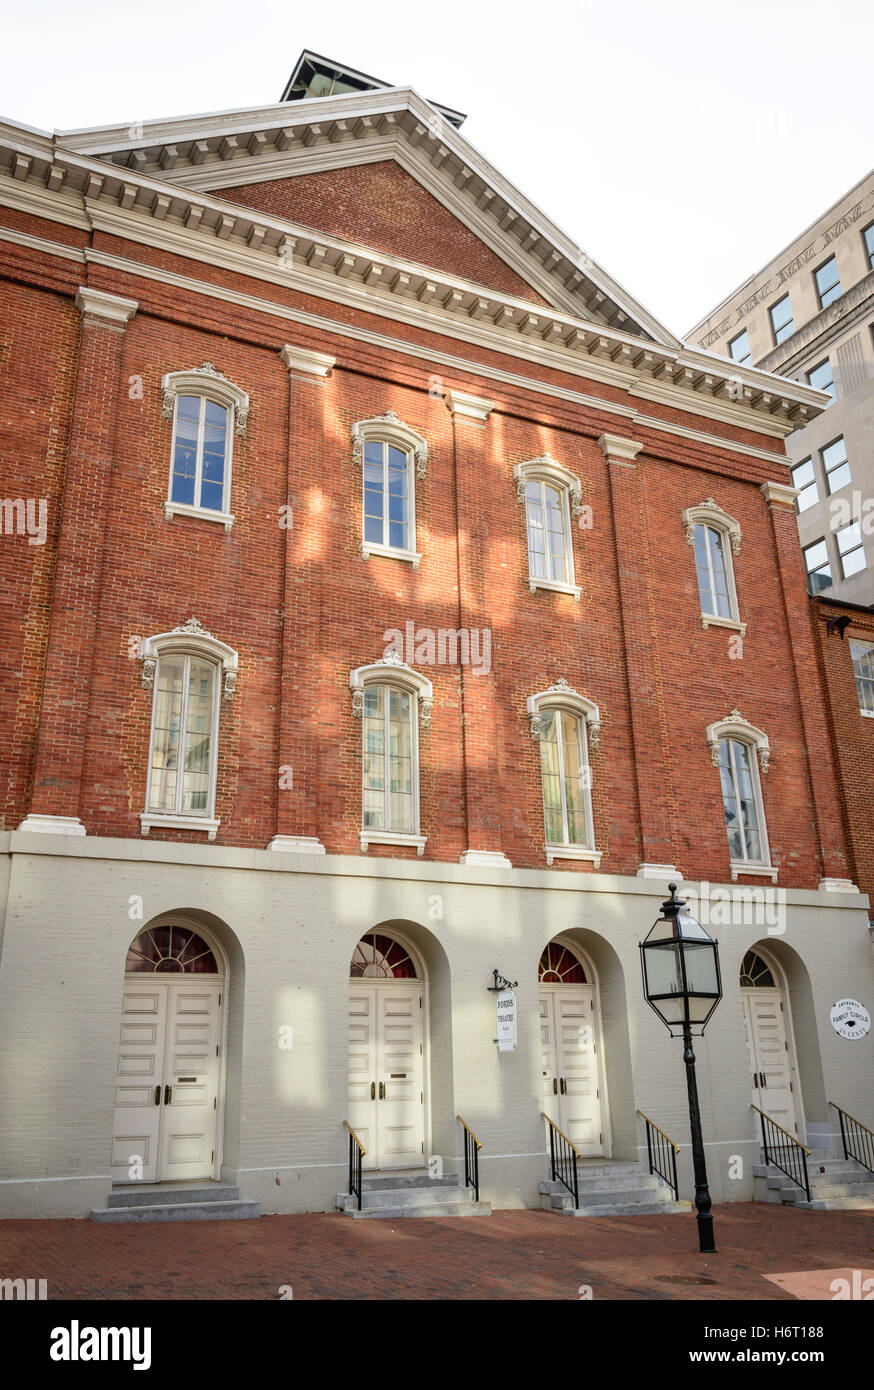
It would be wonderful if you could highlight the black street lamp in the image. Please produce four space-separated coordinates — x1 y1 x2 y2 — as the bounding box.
640 883 722 1254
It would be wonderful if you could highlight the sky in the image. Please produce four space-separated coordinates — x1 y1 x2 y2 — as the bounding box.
2 0 872 337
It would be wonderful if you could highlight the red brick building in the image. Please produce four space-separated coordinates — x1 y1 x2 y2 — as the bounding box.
0 53 871 1222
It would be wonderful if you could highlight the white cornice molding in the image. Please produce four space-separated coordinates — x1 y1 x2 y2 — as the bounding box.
75 285 138 323
281 343 336 378
444 389 495 423
597 433 644 464
761 480 799 508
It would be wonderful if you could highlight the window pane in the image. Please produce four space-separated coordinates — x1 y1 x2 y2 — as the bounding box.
728 330 751 365
560 713 587 844
823 437 850 495
538 711 563 842
544 485 567 583
851 640 874 713
149 657 184 812
171 400 200 506
815 256 841 308
807 359 835 400
362 686 385 827
841 546 867 578
770 295 794 343
388 688 412 831
526 486 547 579
181 660 214 812
826 462 851 495
865 223 874 270
836 522 862 555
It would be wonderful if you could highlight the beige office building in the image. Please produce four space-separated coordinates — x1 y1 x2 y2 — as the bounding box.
688 170 874 605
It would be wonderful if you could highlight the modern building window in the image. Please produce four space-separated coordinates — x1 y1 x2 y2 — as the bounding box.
807 358 835 401
362 683 416 834
790 458 818 513
770 294 794 345
161 365 248 531
850 639 874 716
864 222 874 272
728 329 751 365
363 441 412 552
815 255 842 309
352 413 427 566
803 538 832 592
719 737 766 867
836 522 867 580
822 436 851 494
513 455 582 598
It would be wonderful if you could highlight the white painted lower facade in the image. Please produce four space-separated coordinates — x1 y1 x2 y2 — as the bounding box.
0 829 872 1219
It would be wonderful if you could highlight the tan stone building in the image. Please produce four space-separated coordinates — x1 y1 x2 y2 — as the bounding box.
688 170 874 605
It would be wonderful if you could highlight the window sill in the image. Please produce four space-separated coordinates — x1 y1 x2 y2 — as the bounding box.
701 615 746 634
730 861 777 882
546 844 602 867
360 541 422 568
360 830 426 856
860 709 874 719
140 813 220 841
528 577 581 601
165 501 234 533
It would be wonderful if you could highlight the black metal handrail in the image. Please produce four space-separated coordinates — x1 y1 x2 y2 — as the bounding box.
752 1104 811 1202
343 1120 365 1211
829 1100 874 1174
541 1112 580 1208
457 1115 482 1202
637 1109 680 1200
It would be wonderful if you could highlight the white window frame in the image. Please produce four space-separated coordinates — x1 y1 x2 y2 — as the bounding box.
682 500 744 633
350 653 432 854
138 617 238 840
705 710 774 881
514 454 582 600
849 639 874 718
162 364 249 532
352 412 426 567
527 679 600 865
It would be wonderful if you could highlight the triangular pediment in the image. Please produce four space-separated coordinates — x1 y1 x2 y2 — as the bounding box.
55 86 681 345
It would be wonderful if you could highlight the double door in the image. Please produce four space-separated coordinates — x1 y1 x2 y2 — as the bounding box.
348 982 425 1169
111 978 222 1183
540 986 603 1156
742 988 799 1137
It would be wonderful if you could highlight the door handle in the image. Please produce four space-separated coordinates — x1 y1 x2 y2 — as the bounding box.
154 1085 161 1106
560 1078 566 1095
761 1072 767 1088
552 1077 558 1095
163 1084 172 1105
370 1081 376 1101
378 1082 385 1100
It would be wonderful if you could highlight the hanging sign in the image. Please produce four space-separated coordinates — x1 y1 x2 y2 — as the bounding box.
496 990 517 1051
830 999 871 1040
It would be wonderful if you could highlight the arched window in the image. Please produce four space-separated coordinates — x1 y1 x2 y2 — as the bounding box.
352 412 427 566
126 925 218 974
539 941 587 983
351 653 432 854
139 617 238 840
162 364 249 531
706 710 774 881
527 679 600 865
739 949 776 988
682 500 743 630
514 454 582 599
350 932 417 979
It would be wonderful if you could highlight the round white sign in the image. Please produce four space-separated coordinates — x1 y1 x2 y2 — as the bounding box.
830 999 871 1040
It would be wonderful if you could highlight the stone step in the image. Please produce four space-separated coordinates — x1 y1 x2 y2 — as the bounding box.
340 1184 473 1210
574 1160 652 1177
107 1183 239 1208
344 1200 491 1219
554 1199 692 1218
90 1199 260 1223
796 1195 874 1211
361 1171 459 1191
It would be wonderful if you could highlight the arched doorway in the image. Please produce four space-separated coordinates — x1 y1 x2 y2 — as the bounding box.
740 947 802 1139
348 930 426 1170
111 922 227 1184
539 938 604 1156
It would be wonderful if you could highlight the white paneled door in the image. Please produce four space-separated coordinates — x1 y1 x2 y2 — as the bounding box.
348 982 424 1170
111 978 222 1183
540 986 603 1156
742 989 798 1137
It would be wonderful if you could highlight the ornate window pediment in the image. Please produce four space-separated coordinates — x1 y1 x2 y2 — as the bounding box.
513 454 583 515
682 499 741 555
161 363 249 436
350 651 433 727
351 411 428 480
527 678 600 747
705 708 770 772
139 617 238 702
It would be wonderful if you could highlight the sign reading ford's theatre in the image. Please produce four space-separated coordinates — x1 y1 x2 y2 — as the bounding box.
830 999 871 1040
496 991 517 1051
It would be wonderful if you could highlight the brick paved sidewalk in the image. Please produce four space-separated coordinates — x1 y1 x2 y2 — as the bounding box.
2 1203 873 1300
